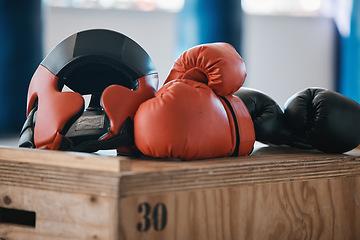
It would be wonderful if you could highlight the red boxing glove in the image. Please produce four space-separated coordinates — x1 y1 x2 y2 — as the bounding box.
165 42 247 96
134 43 254 160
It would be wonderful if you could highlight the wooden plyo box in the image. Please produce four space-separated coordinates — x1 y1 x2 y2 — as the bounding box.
0 146 360 240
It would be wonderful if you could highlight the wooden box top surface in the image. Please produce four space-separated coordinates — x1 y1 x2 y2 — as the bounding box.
0 145 359 173
0 145 359 197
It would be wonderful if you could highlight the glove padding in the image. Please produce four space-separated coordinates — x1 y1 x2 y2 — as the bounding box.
134 43 254 160
165 43 246 96
134 79 254 160
235 88 293 146
236 87 360 153
284 88 360 153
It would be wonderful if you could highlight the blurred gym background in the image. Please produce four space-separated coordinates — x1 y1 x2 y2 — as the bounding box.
0 0 359 139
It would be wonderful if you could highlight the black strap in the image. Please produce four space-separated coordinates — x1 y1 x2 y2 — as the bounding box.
18 107 37 148
219 96 240 156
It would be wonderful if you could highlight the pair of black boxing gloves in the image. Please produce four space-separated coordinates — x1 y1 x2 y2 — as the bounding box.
235 87 360 154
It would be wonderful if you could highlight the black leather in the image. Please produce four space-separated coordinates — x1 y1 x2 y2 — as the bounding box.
236 87 360 153
235 88 285 144
284 88 360 153
18 107 36 148
235 88 310 148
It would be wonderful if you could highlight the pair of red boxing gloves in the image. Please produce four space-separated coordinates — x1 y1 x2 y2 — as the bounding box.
134 42 255 160
135 44 360 158
19 29 360 160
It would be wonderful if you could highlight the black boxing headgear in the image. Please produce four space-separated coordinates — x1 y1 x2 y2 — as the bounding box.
19 29 158 153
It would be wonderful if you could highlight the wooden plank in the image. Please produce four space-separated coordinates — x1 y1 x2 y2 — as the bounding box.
0 185 118 240
118 176 360 240
125 146 360 173
1 146 360 197
119 147 360 196
0 147 130 173
0 147 126 197
0 161 121 197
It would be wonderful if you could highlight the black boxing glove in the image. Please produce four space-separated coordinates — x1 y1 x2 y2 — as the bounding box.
284 88 360 153
235 88 309 148
235 87 360 153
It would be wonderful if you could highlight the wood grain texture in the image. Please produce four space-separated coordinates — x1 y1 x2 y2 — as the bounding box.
0 185 118 240
119 147 360 196
0 146 130 173
0 146 359 239
119 177 360 240
0 156 121 197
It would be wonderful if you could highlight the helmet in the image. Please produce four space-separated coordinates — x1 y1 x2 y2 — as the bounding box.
19 29 158 154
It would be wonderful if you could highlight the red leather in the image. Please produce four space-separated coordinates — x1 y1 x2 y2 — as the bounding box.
134 80 235 160
134 43 254 160
28 66 158 151
27 65 84 149
100 73 158 140
165 43 247 96
221 95 255 155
